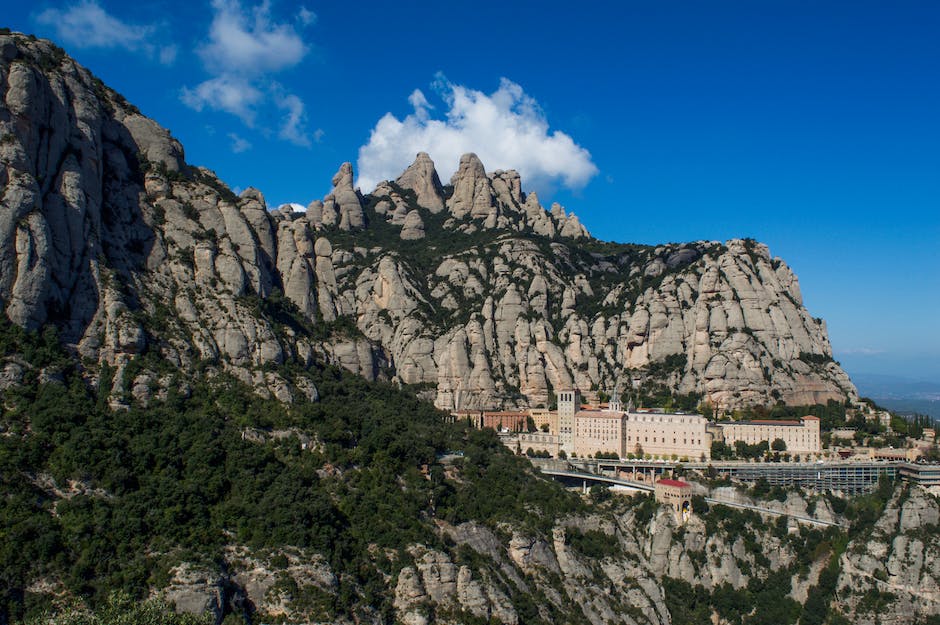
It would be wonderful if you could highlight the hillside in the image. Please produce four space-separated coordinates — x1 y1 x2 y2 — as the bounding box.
3 316 939 625
0 31 856 412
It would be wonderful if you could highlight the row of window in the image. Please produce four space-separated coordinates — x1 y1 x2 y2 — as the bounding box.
627 436 704 446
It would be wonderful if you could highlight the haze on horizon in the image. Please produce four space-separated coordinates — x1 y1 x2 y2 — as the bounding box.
5 0 939 385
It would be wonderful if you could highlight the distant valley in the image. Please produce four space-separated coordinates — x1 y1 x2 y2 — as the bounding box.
852 372 940 420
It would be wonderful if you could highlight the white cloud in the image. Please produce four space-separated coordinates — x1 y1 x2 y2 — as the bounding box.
356 76 598 194
181 76 263 125
182 0 314 147
228 132 252 153
198 0 308 77
277 93 310 147
839 348 887 356
158 45 178 66
36 0 176 65
408 89 432 120
297 6 316 27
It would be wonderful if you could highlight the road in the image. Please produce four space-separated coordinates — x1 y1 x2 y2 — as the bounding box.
539 466 846 528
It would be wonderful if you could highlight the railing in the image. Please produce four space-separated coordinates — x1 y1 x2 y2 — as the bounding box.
529 457 937 495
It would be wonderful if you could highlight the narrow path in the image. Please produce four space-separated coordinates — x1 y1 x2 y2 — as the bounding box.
702 496 845 527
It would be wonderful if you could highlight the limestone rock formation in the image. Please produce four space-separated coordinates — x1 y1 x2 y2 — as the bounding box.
316 163 364 231
151 483 868 625
399 210 425 240
395 152 445 213
162 564 226 621
834 486 940 624
448 153 494 221
0 32 857 410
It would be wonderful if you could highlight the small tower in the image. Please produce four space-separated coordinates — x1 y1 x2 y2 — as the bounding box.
608 381 623 412
557 389 581 455
655 479 693 524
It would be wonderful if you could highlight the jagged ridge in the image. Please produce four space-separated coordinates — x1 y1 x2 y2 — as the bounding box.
0 32 856 410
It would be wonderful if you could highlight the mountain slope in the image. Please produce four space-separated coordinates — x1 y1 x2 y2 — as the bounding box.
0 31 855 411
2 319 935 625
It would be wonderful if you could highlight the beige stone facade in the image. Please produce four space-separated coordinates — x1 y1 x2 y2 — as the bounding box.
867 447 923 462
573 410 624 458
715 416 821 454
529 408 557 434
569 408 711 460
624 411 710 461
518 432 560 456
467 390 828 463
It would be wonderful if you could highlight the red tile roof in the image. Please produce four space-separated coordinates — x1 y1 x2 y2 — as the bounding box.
656 479 691 488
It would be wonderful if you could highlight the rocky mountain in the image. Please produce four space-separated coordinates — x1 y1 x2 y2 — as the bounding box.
834 485 940 624
162 488 847 625
0 31 856 411
1 308 935 625
4 31 939 625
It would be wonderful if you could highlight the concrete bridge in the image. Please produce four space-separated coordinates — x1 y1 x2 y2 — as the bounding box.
538 465 847 528
531 457 922 495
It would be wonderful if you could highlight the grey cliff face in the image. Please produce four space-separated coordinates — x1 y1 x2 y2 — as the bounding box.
0 33 856 409
833 486 940 624
158 480 940 625
395 151 445 213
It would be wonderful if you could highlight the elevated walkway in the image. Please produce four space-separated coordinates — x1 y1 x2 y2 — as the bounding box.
538 464 847 527
532 457 919 495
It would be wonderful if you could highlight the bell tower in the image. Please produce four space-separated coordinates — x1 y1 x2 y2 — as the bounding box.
557 389 580 455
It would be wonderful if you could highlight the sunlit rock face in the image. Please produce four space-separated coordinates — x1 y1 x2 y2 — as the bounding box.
0 32 855 410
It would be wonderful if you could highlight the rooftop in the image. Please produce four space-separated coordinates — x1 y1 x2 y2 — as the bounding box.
727 419 803 427
656 479 691 488
576 410 625 419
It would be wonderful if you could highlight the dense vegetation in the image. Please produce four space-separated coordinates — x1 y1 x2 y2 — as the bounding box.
0 317 930 625
23 593 211 625
662 475 902 625
0 319 582 623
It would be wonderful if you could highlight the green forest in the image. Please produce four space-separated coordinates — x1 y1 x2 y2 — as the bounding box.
0 319 932 625
0 319 582 623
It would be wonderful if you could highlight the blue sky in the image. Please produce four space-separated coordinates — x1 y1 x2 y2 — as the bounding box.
5 0 940 384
